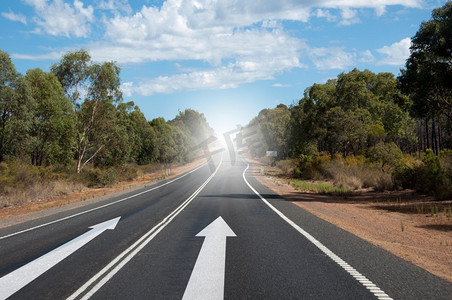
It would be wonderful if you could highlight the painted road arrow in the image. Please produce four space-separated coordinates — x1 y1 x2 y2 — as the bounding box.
0 217 121 300
183 216 236 300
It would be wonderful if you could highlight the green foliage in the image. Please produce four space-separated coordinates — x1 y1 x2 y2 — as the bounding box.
171 109 212 143
288 69 416 158
0 159 62 192
366 142 403 172
0 50 35 162
50 49 91 110
399 1 452 121
80 167 116 187
25 68 76 166
244 104 290 159
394 149 452 199
290 179 351 196
292 152 331 180
51 51 123 173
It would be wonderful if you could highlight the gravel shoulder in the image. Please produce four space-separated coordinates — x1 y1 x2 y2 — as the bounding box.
247 158 452 283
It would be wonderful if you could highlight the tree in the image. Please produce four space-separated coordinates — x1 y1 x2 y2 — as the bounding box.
150 117 178 165
171 109 212 144
52 51 122 172
399 2 452 152
251 104 290 159
0 50 34 162
336 69 377 111
324 107 371 156
287 69 416 157
25 69 75 166
50 50 90 112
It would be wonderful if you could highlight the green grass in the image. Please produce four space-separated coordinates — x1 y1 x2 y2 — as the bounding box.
289 179 352 196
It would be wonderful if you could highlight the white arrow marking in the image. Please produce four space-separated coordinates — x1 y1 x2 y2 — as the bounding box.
183 216 236 300
0 217 121 300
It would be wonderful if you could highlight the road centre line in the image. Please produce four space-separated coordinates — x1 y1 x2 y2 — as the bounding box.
0 160 209 240
67 153 223 300
242 163 393 300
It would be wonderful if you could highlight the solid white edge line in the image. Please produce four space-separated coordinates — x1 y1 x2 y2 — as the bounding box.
0 160 209 240
67 153 223 300
241 163 393 300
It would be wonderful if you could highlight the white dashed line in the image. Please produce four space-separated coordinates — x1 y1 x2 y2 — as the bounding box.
242 163 393 300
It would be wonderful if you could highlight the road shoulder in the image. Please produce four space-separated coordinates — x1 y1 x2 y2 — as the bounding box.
245 158 452 283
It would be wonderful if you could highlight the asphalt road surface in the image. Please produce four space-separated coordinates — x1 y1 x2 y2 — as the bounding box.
0 151 451 299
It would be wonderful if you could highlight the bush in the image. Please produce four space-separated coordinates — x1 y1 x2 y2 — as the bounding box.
324 154 394 190
293 153 330 179
115 164 138 182
276 159 296 177
77 164 138 188
334 174 363 190
79 167 116 187
0 159 82 207
366 142 403 172
395 149 452 199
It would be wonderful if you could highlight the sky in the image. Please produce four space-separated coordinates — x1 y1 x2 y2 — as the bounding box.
0 0 448 136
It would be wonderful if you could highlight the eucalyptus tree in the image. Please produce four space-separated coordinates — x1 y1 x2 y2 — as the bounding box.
399 2 452 151
25 69 75 166
51 50 122 172
0 50 34 162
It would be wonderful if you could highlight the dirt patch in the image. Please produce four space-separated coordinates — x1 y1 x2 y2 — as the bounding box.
246 156 452 283
0 157 207 228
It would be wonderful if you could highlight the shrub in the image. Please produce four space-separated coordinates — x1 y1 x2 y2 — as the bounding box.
366 142 403 172
324 153 394 190
395 149 452 199
115 164 138 182
80 167 116 187
334 174 363 190
276 159 295 177
293 153 330 179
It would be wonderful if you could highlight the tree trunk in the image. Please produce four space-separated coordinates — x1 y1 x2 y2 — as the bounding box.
76 158 82 174
432 118 437 155
425 118 430 150
437 117 442 152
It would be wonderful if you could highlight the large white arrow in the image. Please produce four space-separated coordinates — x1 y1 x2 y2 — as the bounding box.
183 216 236 300
0 217 121 300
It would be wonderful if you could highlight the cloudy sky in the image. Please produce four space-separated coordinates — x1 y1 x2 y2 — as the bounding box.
0 0 447 135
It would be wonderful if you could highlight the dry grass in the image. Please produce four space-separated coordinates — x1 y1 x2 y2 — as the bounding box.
290 179 352 195
324 156 395 191
0 180 84 208
333 174 363 190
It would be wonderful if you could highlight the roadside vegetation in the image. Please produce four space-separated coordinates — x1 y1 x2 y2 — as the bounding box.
0 49 212 208
1 2 451 209
242 2 452 201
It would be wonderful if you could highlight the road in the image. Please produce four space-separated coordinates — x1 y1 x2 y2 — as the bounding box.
0 150 451 299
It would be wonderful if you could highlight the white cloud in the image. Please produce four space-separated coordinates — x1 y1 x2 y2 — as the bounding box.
360 50 375 63
338 7 360 26
96 0 421 95
272 83 292 88
98 0 132 14
320 0 422 16
309 47 356 70
121 81 134 97
24 0 94 37
11 51 64 60
377 37 411 65
314 9 336 22
126 55 303 96
2 11 27 24
15 0 424 96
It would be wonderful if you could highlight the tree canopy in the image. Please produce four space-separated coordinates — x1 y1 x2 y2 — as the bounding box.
0 49 211 172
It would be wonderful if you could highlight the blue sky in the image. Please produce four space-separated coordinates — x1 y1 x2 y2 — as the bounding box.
0 0 448 135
